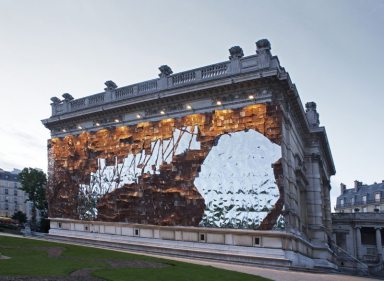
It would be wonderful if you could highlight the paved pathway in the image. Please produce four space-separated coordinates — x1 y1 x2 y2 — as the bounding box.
164 257 380 281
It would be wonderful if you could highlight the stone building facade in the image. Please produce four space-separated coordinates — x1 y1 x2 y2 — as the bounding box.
42 39 336 269
336 181 384 213
0 168 31 219
333 181 384 266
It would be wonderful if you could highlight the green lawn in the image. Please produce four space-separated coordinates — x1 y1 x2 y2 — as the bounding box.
0 235 271 281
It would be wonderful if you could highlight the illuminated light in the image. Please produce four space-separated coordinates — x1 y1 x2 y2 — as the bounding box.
160 110 165 115
186 104 192 110
248 95 254 99
136 114 141 118
114 119 120 123
62 129 67 132
161 118 173 123
216 101 222 106
77 125 82 130
95 122 100 126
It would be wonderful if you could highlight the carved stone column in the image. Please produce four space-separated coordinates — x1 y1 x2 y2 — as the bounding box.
376 227 382 259
355 227 362 259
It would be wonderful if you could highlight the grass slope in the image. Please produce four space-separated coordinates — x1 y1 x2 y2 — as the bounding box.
0 236 271 281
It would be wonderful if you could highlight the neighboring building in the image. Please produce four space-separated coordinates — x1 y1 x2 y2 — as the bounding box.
333 181 384 268
42 39 337 269
0 168 32 219
335 181 384 213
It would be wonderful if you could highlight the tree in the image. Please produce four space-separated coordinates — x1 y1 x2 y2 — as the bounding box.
12 211 27 224
18 168 47 231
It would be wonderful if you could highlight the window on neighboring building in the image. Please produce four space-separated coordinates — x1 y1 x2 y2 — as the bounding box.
340 199 344 206
361 227 376 245
363 207 368 213
362 195 367 204
14 190 17 196
351 197 355 205
4 189 8 195
375 193 381 202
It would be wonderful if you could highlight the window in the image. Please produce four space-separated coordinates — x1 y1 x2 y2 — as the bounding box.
199 233 206 242
363 207 368 213
361 227 376 245
14 190 17 196
375 193 381 202
340 199 344 206
351 197 355 205
362 195 367 204
4 189 8 195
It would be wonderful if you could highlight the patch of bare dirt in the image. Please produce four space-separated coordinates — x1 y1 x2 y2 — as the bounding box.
32 247 64 257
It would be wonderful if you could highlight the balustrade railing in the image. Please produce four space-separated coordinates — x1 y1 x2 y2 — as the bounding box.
138 80 157 93
115 86 135 99
201 63 228 79
52 52 272 115
172 70 196 85
70 98 86 110
336 197 384 209
88 93 105 105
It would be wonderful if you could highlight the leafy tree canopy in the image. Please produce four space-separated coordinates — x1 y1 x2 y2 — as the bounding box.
19 168 47 214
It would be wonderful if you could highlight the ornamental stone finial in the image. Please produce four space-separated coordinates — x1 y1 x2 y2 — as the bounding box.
62 93 74 101
104 80 118 90
229 46 244 60
256 39 271 56
305 102 320 128
50 97 61 104
158 65 173 78
256 39 271 50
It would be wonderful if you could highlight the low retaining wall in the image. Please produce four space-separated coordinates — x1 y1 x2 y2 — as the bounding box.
49 218 335 269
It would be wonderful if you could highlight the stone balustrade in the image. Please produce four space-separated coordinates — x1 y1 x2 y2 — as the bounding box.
49 40 281 117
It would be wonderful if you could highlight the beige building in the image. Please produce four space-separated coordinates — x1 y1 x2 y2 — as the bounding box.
0 168 32 219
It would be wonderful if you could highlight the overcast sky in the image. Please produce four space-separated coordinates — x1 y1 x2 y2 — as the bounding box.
0 0 383 209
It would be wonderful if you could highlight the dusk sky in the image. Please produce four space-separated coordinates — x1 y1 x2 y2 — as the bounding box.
0 0 383 209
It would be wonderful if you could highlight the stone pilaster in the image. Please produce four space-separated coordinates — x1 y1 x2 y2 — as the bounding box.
304 153 327 246
355 227 362 259
376 227 382 259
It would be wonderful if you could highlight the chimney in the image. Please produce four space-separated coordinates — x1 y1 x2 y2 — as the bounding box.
340 183 346 194
354 180 362 191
